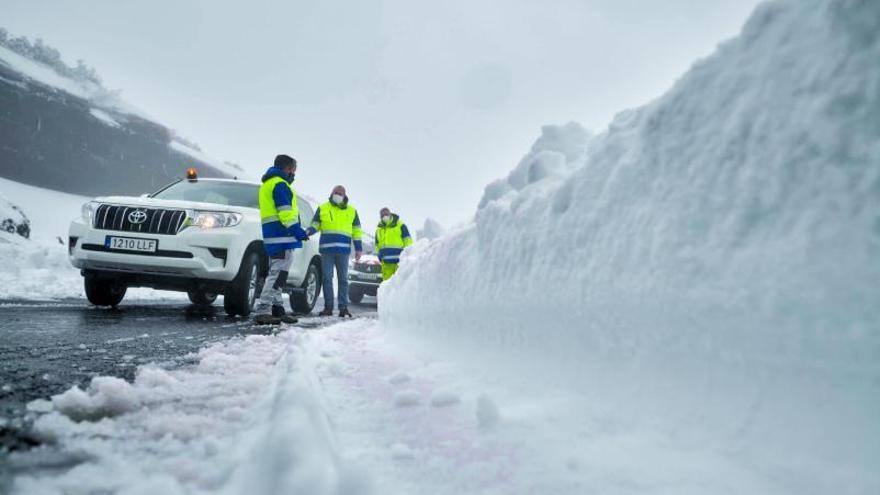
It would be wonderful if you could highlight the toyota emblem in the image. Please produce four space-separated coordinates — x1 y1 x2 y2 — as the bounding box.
128 209 148 224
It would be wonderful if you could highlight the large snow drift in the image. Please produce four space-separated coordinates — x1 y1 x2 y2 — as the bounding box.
381 0 880 490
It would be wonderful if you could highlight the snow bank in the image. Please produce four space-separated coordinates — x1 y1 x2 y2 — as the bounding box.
14 331 366 495
381 0 880 491
0 232 86 300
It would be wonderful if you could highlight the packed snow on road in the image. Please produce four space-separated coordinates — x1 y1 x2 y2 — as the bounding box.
4 0 879 493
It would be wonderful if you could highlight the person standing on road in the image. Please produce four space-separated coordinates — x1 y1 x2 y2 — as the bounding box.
253 154 309 325
375 207 413 281
307 185 363 318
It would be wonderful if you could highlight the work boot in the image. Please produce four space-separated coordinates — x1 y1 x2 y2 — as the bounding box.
318 308 333 317
338 308 353 318
270 305 298 324
253 314 281 325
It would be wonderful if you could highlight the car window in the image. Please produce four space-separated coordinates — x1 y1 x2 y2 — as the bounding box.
152 181 260 208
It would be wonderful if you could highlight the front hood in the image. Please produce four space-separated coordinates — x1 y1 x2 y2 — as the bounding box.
92 196 256 213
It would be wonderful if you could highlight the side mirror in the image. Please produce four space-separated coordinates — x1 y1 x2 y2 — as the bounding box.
140 193 149 198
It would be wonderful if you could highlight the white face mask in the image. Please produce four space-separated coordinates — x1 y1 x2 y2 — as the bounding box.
382 215 391 223
331 193 344 204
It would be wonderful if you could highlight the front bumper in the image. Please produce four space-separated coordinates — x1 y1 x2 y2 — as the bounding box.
349 270 382 289
68 219 247 282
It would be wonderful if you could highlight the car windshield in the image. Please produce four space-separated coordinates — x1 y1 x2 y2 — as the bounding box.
151 180 259 208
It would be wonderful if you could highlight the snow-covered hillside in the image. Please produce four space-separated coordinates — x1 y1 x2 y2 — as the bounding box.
0 40 246 200
381 0 880 491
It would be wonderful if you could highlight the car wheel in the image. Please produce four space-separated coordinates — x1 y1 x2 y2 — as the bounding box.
84 273 127 307
188 290 218 306
224 251 262 316
349 287 364 304
289 261 320 315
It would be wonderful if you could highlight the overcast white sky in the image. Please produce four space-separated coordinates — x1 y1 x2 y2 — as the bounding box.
2 0 760 229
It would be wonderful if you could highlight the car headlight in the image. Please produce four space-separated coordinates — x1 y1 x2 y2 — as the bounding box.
191 211 242 229
81 201 99 226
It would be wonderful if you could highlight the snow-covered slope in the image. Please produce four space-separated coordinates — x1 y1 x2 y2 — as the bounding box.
0 41 247 199
381 0 880 491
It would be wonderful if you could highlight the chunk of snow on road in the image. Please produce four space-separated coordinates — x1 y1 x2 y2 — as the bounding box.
392 390 421 407
476 395 500 429
52 376 141 421
25 398 53 413
429 390 461 408
134 366 178 388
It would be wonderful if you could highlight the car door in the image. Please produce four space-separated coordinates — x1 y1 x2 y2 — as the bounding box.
289 196 314 285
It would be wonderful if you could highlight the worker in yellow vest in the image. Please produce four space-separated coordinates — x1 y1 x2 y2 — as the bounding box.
306 185 363 317
375 207 413 281
254 154 309 325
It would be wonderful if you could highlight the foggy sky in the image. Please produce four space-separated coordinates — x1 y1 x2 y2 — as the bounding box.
1 0 760 230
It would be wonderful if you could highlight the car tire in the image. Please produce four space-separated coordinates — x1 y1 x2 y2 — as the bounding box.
224 251 262 316
188 290 218 306
349 287 364 304
289 261 321 315
84 273 127 307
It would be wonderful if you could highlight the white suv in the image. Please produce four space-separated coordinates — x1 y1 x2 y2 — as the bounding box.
68 176 322 316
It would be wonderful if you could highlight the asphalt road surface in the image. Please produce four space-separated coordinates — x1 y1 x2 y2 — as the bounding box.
0 295 377 488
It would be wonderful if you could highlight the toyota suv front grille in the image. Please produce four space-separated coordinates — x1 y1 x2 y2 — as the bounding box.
94 204 187 235
355 262 382 274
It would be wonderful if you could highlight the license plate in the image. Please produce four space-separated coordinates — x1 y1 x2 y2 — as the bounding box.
106 236 157 253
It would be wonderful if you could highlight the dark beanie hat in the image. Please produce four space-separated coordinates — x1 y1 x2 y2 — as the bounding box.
274 154 296 168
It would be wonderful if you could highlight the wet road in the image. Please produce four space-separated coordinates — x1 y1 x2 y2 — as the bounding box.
0 296 377 459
